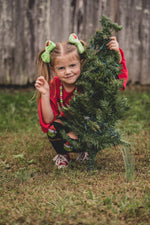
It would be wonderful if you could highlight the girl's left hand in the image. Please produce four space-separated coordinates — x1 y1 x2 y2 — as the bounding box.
106 36 122 62
106 36 119 52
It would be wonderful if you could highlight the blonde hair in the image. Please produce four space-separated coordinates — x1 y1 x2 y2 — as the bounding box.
36 40 87 104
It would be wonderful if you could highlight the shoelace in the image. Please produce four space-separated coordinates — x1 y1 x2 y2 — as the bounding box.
76 152 88 161
53 154 69 165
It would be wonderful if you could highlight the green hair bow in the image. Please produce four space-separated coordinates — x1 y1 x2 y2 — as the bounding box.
41 40 56 63
69 33 85 54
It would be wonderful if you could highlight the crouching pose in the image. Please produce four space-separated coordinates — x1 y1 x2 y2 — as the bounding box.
35 34 128 168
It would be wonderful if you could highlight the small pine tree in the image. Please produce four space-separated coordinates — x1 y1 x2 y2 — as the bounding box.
61 16 129 170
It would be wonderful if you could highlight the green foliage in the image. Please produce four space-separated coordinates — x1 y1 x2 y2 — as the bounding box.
61 16 129 169
0 89 38 133
100 15 123 35
119 90 150 134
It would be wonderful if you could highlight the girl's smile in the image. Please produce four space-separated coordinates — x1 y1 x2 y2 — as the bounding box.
53 53 81 90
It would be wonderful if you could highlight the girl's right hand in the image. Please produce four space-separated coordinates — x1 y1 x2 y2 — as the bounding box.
35 76 49 96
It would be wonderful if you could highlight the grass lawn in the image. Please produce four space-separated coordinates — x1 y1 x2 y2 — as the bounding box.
0 86 150 225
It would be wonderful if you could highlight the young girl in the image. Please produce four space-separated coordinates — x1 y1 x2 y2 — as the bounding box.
35 33 128 169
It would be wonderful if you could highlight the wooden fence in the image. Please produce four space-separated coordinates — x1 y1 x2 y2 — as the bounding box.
0 0 150 85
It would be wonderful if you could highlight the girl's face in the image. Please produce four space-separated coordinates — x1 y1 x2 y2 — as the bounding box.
53 53 81 89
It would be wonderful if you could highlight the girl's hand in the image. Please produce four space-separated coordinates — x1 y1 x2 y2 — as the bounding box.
35 76 49 96
106 36 122 62
106 36 119 52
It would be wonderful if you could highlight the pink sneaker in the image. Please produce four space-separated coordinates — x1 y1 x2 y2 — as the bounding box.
53 154 70 169
76 152 89 162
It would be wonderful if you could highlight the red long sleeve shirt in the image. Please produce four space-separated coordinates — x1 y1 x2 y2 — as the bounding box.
39 48 128 133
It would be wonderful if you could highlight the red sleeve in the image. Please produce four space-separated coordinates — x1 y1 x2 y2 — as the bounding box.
119 48 128 90
38 99 50 133
38 78 60 133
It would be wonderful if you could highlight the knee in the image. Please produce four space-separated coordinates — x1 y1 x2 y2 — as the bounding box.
67 131 78 140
